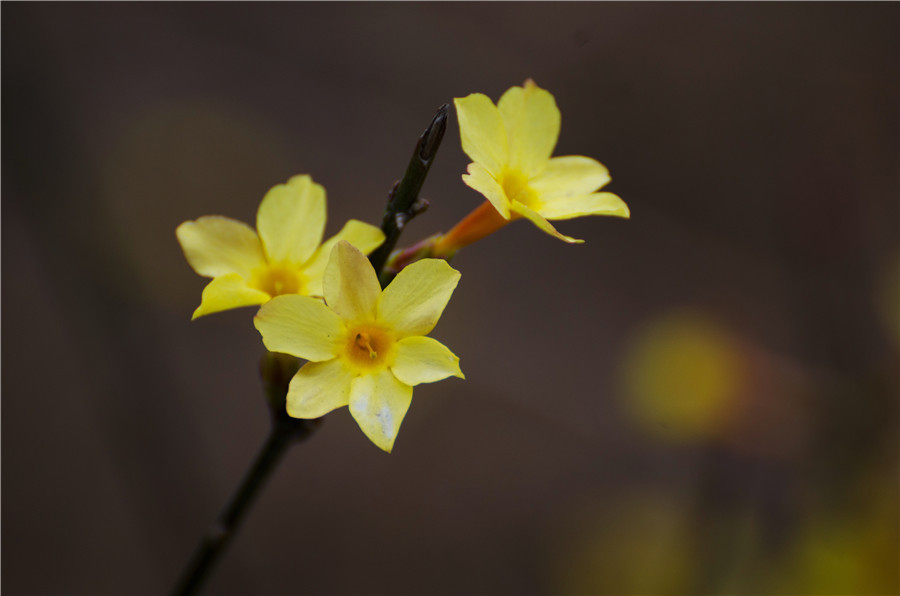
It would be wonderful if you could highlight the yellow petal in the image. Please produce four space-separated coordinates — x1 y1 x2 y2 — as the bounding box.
348 369 413 453
176 216 265 278
391 336 464 386
454 93 508 177
377 258 461 337
323 240 381 322
461 162 511 219
192 273 270 319
510 201 584 244
537 192 630 221
286 359 356 418
529 155 612 200
256 174 326 266
302 220 386 296
254 294 344 361
498 80 560 177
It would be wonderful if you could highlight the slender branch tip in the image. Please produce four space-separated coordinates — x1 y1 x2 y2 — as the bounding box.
369 104 448 277
419 104 449 162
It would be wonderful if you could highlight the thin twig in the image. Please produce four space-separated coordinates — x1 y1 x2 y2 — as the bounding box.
368 103 449 278
172 417 317 596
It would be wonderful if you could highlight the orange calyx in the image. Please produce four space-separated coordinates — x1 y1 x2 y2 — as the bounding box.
432 200 511 258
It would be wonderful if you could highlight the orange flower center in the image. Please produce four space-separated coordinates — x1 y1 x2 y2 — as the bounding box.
344 323 395 371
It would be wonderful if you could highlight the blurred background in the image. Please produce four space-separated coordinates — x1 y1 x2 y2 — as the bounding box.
3 3 897 595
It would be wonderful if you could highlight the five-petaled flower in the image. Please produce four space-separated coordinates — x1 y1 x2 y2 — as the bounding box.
453 79 629 244
176 175 385 319
254 240 464 452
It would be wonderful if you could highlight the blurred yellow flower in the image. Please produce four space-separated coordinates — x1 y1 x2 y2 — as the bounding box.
176 175 385 319
452 79 629 244
254 241 463 452
622 311 745 442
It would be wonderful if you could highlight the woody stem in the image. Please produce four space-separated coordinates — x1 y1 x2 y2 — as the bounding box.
369 103 449 281
172 416 317 596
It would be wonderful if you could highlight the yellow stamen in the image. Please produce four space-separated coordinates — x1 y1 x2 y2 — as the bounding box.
356 332 378 359
344 324 395 371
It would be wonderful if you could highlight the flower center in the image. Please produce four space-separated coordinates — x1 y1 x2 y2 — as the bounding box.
356 332 378 359
344 323 395 371
500 170 537 208
251 264 304 297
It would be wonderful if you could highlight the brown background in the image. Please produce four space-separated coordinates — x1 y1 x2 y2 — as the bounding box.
3 3 898 595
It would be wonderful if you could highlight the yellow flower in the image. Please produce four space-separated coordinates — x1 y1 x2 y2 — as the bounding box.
254 240 464 452
176 175 385 319
452 79 629 244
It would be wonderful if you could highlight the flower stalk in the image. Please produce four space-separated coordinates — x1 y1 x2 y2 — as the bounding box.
172 353 320 596
382 199 511 274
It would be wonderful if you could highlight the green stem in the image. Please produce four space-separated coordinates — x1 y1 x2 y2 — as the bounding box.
369 103 449 282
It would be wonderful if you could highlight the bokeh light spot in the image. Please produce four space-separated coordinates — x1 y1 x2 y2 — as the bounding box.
621 310 745 442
